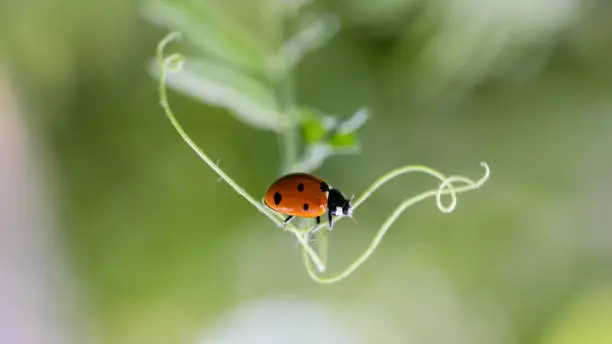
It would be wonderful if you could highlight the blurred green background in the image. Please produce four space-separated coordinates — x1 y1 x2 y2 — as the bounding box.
1 0 612 343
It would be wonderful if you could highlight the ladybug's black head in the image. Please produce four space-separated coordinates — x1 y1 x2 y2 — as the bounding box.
328 188 353 217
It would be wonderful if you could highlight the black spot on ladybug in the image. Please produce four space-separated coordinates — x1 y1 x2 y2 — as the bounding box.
273 192 282 205
320 182 329 192
303 203 309 211
297 183 304 192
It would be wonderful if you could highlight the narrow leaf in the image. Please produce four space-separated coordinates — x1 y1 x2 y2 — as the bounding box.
143 0 271 73
151 57 291 132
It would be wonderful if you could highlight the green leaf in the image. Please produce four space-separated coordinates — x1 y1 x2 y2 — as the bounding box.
329 132 358 149
151 56 291 132
143 0 272 74
300 107 367 149
328 108 368 150
289 107 367 172
300 108 328 144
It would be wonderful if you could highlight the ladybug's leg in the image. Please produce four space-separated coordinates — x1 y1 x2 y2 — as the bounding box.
305 217 321 234
304 217 322 243
283 215 295 228
328 212 334 230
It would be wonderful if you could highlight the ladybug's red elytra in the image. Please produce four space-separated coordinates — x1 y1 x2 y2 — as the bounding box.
263 173 353 230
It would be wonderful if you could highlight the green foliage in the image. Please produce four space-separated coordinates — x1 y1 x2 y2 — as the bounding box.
293 107 368 172
300 108 328 143
145 0 363 171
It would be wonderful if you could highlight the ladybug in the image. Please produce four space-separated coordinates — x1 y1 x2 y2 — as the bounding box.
263 173 353 230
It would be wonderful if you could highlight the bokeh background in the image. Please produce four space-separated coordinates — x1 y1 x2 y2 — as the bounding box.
1 0 612 343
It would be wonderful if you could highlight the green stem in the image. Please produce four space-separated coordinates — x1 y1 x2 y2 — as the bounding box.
278 78 299 173
275 15 300 174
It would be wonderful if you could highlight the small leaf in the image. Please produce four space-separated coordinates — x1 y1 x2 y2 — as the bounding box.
290 107 367 172
143 0 271 73
329 132 357 149
151 57 291 132
302 118 326 144
300 108 327 144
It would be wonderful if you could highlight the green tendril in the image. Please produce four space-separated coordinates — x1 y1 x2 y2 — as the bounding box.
155 32 491 283
302 163 489 284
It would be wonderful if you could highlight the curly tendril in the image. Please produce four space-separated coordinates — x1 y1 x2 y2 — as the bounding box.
301 163 489 284
155 32 491 284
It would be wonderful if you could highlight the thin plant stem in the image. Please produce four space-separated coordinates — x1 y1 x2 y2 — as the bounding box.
277 77 299 173
274 18 299 174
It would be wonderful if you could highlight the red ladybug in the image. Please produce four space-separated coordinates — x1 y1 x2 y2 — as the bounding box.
263 173 353 230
